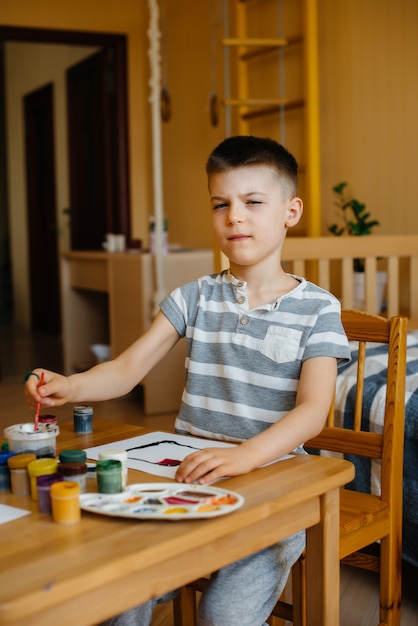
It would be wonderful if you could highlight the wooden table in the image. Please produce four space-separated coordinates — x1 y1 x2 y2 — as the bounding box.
0 419 354 626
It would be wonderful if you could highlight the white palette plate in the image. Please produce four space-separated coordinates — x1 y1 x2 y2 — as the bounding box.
80 482 244 520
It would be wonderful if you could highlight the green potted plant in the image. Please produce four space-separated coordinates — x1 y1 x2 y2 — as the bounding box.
329 181 380 271
328 182 385 312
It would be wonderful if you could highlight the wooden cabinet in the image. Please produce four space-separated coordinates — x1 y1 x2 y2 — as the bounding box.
61 250 214 414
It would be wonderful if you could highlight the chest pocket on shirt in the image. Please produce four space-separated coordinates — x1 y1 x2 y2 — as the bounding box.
259 326 303 363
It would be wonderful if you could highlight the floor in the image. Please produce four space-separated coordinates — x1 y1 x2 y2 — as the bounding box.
1 324 418 625
0 323 176 432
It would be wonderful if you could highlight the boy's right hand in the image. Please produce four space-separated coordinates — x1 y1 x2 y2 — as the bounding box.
25 369 72 409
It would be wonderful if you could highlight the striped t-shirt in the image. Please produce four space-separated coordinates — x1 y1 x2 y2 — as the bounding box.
160 270 350 443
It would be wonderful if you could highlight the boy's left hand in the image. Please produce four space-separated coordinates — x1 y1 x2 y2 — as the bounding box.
175 445 253 484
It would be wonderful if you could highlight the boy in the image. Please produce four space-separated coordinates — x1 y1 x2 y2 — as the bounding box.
26 136 350 625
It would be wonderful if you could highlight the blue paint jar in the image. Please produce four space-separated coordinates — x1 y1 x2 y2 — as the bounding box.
0 450 16 490
73 405 93 434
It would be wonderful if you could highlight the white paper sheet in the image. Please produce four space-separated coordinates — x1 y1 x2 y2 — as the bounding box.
84 431 292 480
0 504 31 525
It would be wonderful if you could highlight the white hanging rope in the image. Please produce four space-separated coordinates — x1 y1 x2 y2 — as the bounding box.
147 0 166 317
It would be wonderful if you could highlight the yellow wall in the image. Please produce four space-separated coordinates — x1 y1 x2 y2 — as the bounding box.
159 0 225 249
318 0 418 235
2 0 151 239
2 0 225 326
2 0 418 328
3 0 418 239
2 0 227 249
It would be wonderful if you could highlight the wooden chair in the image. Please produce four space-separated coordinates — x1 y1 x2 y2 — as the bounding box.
173 310 408 626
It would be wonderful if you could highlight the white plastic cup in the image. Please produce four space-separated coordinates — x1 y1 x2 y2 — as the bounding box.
103 233 117 252
114 234 126 252
4 423 59 458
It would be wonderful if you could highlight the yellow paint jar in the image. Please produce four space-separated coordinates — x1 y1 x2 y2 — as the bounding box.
27 458 58 500
50 481 80 525
8 453 36 496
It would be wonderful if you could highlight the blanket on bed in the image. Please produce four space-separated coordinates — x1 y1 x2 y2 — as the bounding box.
335 331 418 567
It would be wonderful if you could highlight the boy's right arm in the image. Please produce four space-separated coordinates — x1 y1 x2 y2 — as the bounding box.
25 311 180 409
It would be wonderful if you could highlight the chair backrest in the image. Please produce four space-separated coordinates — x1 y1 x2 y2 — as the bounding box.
305 309 408 504
281 235 418 320
221 236 418 323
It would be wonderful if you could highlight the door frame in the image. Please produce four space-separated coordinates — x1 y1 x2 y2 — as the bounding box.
0 24 131 237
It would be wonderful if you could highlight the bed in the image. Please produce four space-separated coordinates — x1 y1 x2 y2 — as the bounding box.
336 332 418 567
280 234 418 568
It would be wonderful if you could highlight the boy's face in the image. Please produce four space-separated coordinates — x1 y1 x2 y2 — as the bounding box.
209 165 302 270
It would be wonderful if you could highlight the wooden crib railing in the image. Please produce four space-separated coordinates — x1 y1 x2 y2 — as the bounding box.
281 235 418 328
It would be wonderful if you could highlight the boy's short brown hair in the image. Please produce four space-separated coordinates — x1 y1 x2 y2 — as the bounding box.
206 135 298 197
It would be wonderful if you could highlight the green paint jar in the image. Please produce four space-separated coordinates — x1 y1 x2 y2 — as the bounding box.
96 459 122 493
59 449 87 464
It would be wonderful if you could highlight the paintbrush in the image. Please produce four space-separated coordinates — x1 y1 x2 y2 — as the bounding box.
34 371 44 432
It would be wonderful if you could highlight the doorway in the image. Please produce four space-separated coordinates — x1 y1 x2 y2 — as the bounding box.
67 48 124 250
0 26 130 334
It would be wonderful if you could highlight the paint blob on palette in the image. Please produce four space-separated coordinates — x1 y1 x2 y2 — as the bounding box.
80 483 244 520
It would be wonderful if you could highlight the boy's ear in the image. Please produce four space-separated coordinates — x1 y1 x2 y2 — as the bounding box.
285 197 303 228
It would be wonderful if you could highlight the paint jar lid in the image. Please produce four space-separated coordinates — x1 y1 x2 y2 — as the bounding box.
0 450 16 465
50 481 80 498
36 473 64 488
27 458 58 477
73 405 93 415
96 459 122 473
59 449 87 463
98 449 127 462
39 415 58 426
8 453 36 469
96 459 122 472
57 462 87 477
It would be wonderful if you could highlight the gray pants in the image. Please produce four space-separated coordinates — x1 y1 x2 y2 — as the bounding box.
100 530 304 626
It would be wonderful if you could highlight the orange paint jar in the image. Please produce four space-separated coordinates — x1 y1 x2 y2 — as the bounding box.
50 481 80 524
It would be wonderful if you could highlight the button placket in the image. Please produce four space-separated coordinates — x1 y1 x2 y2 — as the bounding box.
235 280 247 309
